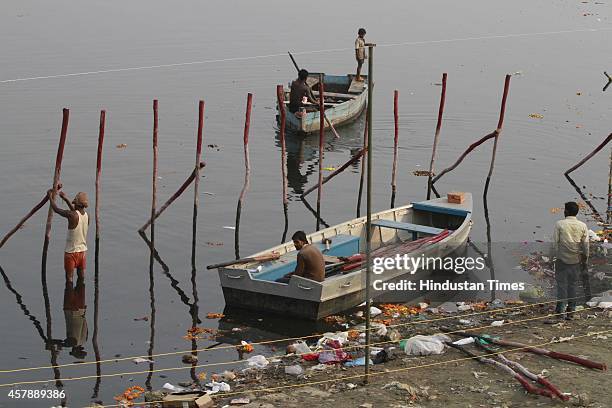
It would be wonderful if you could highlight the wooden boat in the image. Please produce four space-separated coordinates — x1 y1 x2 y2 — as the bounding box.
279 73 368 134
217 194 473 320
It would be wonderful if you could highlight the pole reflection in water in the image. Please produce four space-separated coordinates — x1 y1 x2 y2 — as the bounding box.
145 239 156 391
91 237 102 399
482 194 497 302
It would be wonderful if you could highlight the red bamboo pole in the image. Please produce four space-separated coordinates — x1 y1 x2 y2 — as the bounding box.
390 90 399 208
95 110 106 241
564 133 612 176
150 100 159 245
0 186 61 248
316 74 325 231
431 131 497 185
192 101 205 238
483 74 511 198
42 108 69 256
276 86 288 207
302 147 366 197
427 73 447 199
139 162 206 232
235 93 253 259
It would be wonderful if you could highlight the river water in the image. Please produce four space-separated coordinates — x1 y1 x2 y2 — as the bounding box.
0 1 611 406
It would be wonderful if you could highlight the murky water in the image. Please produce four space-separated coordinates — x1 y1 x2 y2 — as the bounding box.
1 1 611 406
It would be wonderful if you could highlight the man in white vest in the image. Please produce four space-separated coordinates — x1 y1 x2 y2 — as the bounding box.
48 189 90 283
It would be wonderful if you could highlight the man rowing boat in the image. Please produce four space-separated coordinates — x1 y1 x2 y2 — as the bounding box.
288 69 319 116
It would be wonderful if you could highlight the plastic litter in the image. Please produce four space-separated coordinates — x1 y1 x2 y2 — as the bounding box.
344 357 373 367
289 340 312 355
245 355 269 369
370 306 382 316
490 320 504 326
401 334 451 356
316 332 349 348
132 357 153 364
284 364 304 376
205 381 230 394
452 337 475 346
162 383 187 393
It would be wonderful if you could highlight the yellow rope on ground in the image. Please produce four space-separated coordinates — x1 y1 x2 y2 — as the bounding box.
0 296 583 375
0 306 600 389
85 328 612 408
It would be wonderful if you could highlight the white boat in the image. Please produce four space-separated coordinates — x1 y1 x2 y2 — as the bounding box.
217 194 473 320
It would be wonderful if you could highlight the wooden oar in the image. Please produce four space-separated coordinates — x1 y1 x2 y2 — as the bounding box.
287 51 341 139
206 252 280 270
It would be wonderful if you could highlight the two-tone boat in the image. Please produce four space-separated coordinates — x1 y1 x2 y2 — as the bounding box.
279 73 368 134
217 194 473 320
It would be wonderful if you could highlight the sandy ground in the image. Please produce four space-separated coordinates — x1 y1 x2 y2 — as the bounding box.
213 306 611 408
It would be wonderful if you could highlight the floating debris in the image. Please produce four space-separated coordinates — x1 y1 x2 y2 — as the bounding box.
529 113 544 119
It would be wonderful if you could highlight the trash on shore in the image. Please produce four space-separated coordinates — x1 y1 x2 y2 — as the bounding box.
245 355 269 369
400 334 451 356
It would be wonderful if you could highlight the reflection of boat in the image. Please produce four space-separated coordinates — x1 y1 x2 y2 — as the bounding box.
217 194 473 320
278 73 367 134
274 126 364 196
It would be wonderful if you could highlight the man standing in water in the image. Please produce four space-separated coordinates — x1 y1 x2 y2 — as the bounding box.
551 201 589 319
48 189 89 283
278 231 325 282
355 28 374 82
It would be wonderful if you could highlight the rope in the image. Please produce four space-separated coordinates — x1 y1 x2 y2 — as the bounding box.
85 327 612 408
0 296 582 375
1 27 611 84
0 306 600 389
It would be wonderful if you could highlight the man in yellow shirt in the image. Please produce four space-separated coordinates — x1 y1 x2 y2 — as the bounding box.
551 201 589 318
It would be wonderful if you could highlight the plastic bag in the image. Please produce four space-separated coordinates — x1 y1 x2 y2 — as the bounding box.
245 355 269 369
401 334 450 356
284 365 304 376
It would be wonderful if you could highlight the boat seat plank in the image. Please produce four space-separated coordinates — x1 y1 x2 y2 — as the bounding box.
312 90 358 99
371 219 444 241
412 202 470 217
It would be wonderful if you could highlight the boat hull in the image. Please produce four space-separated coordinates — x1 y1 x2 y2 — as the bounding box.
218 194 473 320
280 73 367 134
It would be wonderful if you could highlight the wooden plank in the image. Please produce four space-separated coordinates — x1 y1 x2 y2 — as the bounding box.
371 219 445 235
348 77 367 94
312 90 358 99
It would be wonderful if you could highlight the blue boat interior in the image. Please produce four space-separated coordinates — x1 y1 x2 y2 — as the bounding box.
253 234 360 282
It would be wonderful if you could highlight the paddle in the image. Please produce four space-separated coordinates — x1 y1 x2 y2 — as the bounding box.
287 51 341 139
206 252 280 270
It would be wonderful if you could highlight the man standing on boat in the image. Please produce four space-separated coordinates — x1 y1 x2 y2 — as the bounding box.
355 28 374 82
277 231 325 282
48 189 90 283
288 69 319 116
550 201 589 319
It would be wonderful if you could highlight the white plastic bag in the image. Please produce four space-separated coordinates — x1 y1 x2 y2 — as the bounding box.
284 365 304 376
245 355 269 369
402 334 451 356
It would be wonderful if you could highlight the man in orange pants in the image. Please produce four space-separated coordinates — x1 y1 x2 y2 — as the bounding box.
48 189 90 283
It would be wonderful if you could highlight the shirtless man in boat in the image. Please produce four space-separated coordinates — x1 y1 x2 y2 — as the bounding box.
47 189 90 283
288 69 319 116
277 230 325 283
